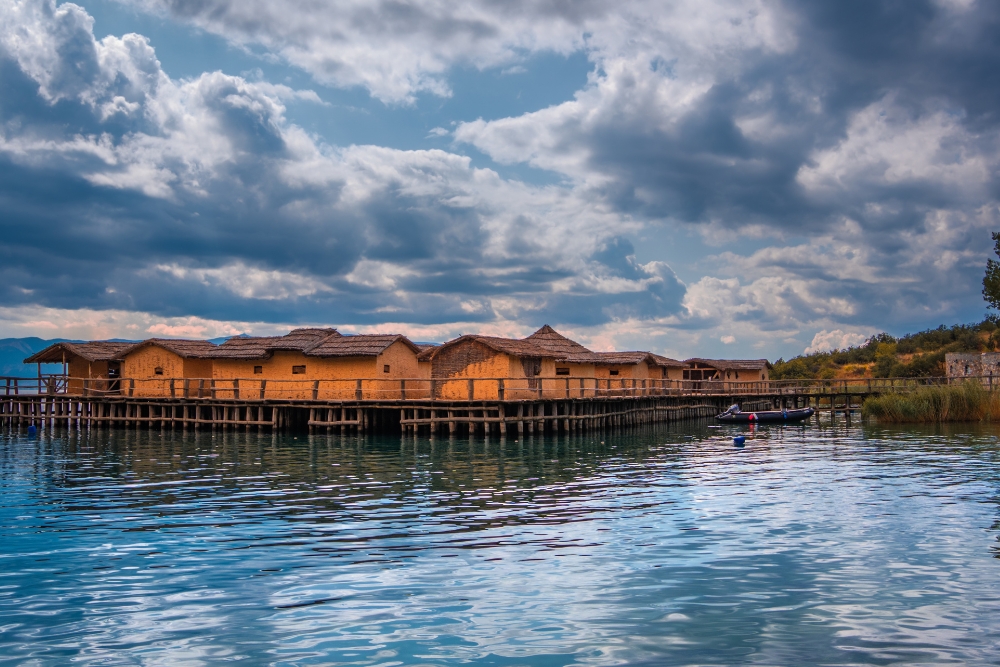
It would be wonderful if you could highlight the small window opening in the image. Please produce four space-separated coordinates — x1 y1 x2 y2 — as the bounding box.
383 364 391 373
555 367 570 376
253 365 263 374
154 367 164 376
609 369 620 376
735 371 740 380
292 365 306 374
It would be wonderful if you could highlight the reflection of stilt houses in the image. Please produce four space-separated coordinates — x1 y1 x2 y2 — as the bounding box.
209 328 425 400
24 341 135 393
683 358 770 382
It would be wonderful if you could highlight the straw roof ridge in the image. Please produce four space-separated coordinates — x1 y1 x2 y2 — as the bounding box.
210 336 283 359
523 324 592 356
648 352 686 368
119 338 219 359
24 341 135 364
305 333 421 357
587 351 657 365
685 357 771 370
421 333 573 361
271 328 340 351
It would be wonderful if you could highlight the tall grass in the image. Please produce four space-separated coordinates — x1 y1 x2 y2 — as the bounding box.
862 381 1000 423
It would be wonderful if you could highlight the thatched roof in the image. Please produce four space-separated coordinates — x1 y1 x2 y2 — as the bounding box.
210 329 418 359
524 325 592 357
210 336 283 359
306 334 421 357
420 327 595 362
587 352 685 367
270 328 340 350
24 341 135 364
210 328 339 359
649 353 687 368
119 339 219 359
685 358 771 371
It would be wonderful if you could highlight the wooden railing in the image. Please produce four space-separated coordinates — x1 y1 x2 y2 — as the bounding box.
1 375 69 396
3 374 995 400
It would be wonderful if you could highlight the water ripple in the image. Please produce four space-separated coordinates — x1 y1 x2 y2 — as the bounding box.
1 421 999 664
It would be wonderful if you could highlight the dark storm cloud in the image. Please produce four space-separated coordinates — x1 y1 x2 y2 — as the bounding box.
582 0 1000 234
0 0 676 331
4 0 998 350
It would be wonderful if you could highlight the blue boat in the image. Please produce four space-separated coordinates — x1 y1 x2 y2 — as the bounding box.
715 404 814 423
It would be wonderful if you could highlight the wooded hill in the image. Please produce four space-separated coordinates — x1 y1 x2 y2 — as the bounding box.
772 320 1000 380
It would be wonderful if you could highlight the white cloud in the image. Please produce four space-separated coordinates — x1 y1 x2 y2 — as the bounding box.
804 329 872 354
797 96 993 198
0 305 273 340
153 263 335 300
117 0 792 104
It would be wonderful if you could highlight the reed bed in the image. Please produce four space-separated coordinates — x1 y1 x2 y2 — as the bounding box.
862 381 1000 423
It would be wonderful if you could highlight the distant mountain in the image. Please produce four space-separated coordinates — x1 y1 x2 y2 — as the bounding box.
0 335 245 377
0 337 72 377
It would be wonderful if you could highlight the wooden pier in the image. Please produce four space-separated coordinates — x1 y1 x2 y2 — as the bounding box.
0 375 971 435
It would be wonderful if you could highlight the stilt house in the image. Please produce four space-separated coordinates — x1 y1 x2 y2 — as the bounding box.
593 352 687 381
118 339 219 396
419 325 601 399
24 341 135 394
683 358 771 382
209 328 425 399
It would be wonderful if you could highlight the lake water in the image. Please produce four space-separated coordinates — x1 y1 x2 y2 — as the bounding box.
2 420 999 666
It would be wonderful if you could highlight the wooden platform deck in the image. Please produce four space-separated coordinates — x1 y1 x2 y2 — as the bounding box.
0 375 979 435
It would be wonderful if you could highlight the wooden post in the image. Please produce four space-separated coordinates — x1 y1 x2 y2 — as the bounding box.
260 379 267 400
129 378 135 397
498 378 505 401
401 379 407 400
312 380 319 401
234 379 240 400
356 379 363 400
468 379 475 401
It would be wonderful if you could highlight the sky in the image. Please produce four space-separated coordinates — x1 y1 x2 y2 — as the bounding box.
1 0 998 360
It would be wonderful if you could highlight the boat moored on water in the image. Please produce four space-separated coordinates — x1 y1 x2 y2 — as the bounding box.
715 404 815 423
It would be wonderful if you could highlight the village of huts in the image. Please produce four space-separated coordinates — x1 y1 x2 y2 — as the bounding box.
25 325 770 400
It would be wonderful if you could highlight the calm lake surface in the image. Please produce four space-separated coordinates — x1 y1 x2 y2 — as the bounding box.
2 420 1000 666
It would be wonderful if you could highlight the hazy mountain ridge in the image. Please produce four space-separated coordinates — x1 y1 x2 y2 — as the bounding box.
0 336 237 377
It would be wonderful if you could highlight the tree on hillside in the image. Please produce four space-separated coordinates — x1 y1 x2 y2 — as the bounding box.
983 232 1000 311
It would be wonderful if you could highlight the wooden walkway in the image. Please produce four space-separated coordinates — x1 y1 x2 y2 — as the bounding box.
0 375 979 435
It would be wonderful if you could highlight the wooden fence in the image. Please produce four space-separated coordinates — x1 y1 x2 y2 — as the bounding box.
0 374 986 400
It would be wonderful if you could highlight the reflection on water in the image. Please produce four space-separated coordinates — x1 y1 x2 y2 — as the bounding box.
1 421 1000 665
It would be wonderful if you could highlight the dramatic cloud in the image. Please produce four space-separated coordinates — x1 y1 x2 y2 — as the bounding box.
1 0 998 358
0 0 683 341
